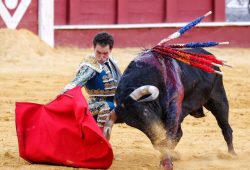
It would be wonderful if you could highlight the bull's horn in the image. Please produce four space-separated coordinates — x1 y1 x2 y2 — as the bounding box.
129 85 159 102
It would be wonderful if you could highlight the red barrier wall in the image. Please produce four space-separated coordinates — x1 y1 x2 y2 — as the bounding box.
54 0 225 25
2 0 249 48
54 25 250 48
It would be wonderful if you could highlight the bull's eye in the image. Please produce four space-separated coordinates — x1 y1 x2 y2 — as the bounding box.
144 108 149 113
143 108 149 116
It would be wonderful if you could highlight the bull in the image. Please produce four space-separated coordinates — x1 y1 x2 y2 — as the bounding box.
109 48 235 170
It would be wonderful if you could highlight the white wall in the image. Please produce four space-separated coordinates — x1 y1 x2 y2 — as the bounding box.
38 0 54 47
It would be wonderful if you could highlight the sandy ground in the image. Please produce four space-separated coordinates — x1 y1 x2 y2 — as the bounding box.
0 29 250 170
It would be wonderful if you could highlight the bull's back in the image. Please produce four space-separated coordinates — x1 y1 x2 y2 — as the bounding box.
177 48 222 116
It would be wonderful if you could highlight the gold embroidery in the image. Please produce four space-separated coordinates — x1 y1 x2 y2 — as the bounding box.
102 64 113 79
102 65 110 72
89 101 111 116
86 88 116 96
104 81 117 88
78 55 102 73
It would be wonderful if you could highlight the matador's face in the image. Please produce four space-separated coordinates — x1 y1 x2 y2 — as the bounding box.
94 44 112 65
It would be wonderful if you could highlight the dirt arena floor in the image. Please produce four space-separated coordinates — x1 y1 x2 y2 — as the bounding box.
0 29 250 170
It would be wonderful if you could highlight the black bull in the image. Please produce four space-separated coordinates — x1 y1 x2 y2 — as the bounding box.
113 48 235 168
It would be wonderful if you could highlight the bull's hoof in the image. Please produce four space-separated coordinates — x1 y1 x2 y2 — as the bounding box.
171 151 181 161
229 149 237 156
160 158 173 170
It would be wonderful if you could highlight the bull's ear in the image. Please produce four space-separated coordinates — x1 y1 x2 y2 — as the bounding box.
124 96 136 104
115 97 134 114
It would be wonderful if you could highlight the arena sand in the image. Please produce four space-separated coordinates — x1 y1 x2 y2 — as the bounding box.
0 29 250 170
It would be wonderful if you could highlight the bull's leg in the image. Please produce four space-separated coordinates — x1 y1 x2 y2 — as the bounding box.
140 123 174 170
123 113 174 170
164 96 183 149
204 93 236 155
174 125 183 145
148 122 174 170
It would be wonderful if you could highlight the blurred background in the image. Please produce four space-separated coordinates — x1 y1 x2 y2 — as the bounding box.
0 0 250 48
226 0 250 21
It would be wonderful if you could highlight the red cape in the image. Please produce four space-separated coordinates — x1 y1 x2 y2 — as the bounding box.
15 87 113 169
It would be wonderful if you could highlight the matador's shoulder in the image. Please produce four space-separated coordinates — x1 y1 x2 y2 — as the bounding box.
78 54 102 73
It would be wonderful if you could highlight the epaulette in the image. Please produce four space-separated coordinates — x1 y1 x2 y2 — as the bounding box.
77 54 102 73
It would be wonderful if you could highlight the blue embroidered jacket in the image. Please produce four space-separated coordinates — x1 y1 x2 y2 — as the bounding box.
63 55 121 115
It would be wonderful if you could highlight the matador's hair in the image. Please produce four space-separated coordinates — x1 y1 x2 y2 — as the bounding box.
93 32 114 49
